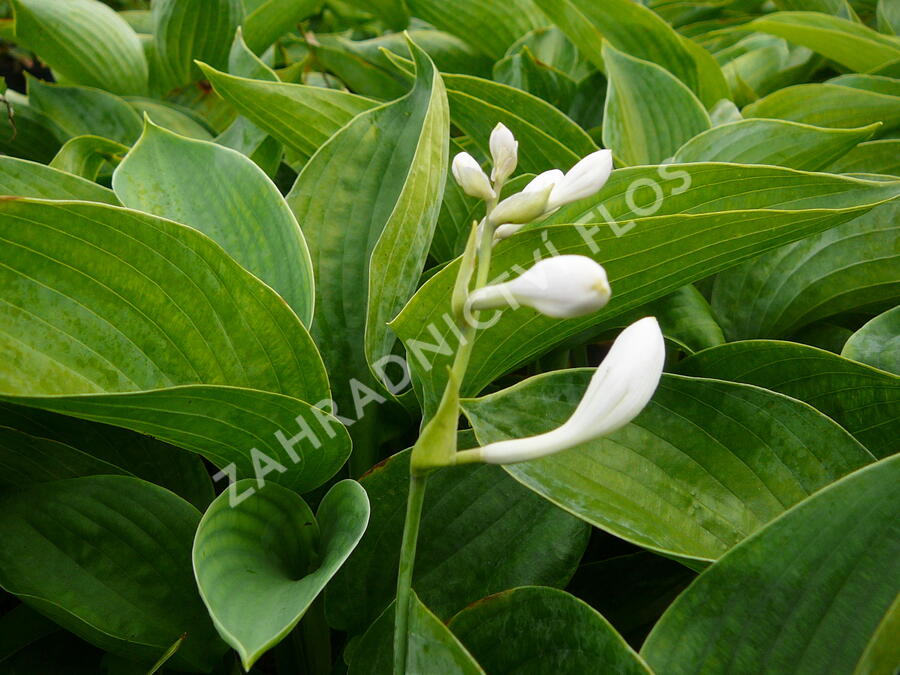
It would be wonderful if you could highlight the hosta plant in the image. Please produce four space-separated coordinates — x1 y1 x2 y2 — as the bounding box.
0 0 898 673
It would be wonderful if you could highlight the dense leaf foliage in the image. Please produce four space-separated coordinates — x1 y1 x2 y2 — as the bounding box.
0 0 897 672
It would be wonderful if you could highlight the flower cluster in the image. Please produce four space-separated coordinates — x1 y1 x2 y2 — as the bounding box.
448 124 665 465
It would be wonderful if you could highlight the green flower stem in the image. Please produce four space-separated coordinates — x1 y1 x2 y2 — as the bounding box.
393 473 428 675
393 187 501 673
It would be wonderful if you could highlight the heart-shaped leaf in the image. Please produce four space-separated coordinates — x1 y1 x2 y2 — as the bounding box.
0 198 347 491
641 455 900 674
462 371 874 563
193 479 369 670
113 120 315 325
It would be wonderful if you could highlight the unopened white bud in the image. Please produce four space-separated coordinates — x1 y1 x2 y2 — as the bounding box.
479 317 665 464
452 152 495 201
468 255 611 319
489 122 518 185
488 185 552 225
547 149 613 211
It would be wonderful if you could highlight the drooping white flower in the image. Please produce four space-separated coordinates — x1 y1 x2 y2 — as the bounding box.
452 152 495 201
479 317 665 464
488 184 552 225
467 255 611 319
489 122 518 185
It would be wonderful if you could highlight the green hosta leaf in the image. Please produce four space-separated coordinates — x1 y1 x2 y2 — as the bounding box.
676 340 900 458
12 0 147 95
827 139 900 175
50 135 129 181
349 595 484 675
602 43 710 166
124 98 215 140
26 77 143 145
113 121 314 325
641 455 900 675
345 29 493 78
449 587 652 674
0 96 64 164
711 200 900 339
0 198 347 492
773 0 856 18
285 40 447 424
405 0 546 60
441 72 597 174
0 402 214 511
880 0 900 35
748 11 900 73
152 0 243 88
0 425 126 486
506 26 593 81
463 371 874 562
325 449 590 636
357 0 409 31
493 45 576 111
393 166 900 415
313 39 410 100
673 119 880 170
744 83 900 132
0 604 59 665
193 479 369 670
0 476 225 670
0 156 118 204
533 0 729 106
827 73 900 96
242 0 321 54
199 62 375 164
841 306 900 374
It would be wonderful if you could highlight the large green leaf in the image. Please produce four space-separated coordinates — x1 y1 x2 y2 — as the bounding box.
463 371 874 562
641 455 900 675
0 95 64 164
744 83 900 132
533 0 729 106
113 120 314 325
242 0 321 54
12 0 147 95
152 0 243 87
842 306 900 374
673 119 880 170
711 200 899 339
0 402 214 510
0 425 126 486
393 166 900 415
349 595 484 675
827 139 900 175
50 136 129 182
748 11 900 73
26 77 143 145
193 479 369 670
0 156 118 204
448 587 652 674
676 340 900 458
285 40 447 423
405 0 545 60
199 63 375 164
602 42 710 166
0 476 225 671
0 198 348 492
325 449 590 636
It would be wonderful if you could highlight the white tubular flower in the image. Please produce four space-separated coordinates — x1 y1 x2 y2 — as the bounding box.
489 123 518 185
467 255 611 319
546 149 613 211
488 184 552 225
480 317 665 464
452 152 495 201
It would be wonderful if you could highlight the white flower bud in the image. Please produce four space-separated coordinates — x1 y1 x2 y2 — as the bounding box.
488 185 552 225
467 255 611 319
489 122 518 185
547 149 613 211
493 223 523 241
523 169 564 196
479 317 665 464
452 152 495 201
